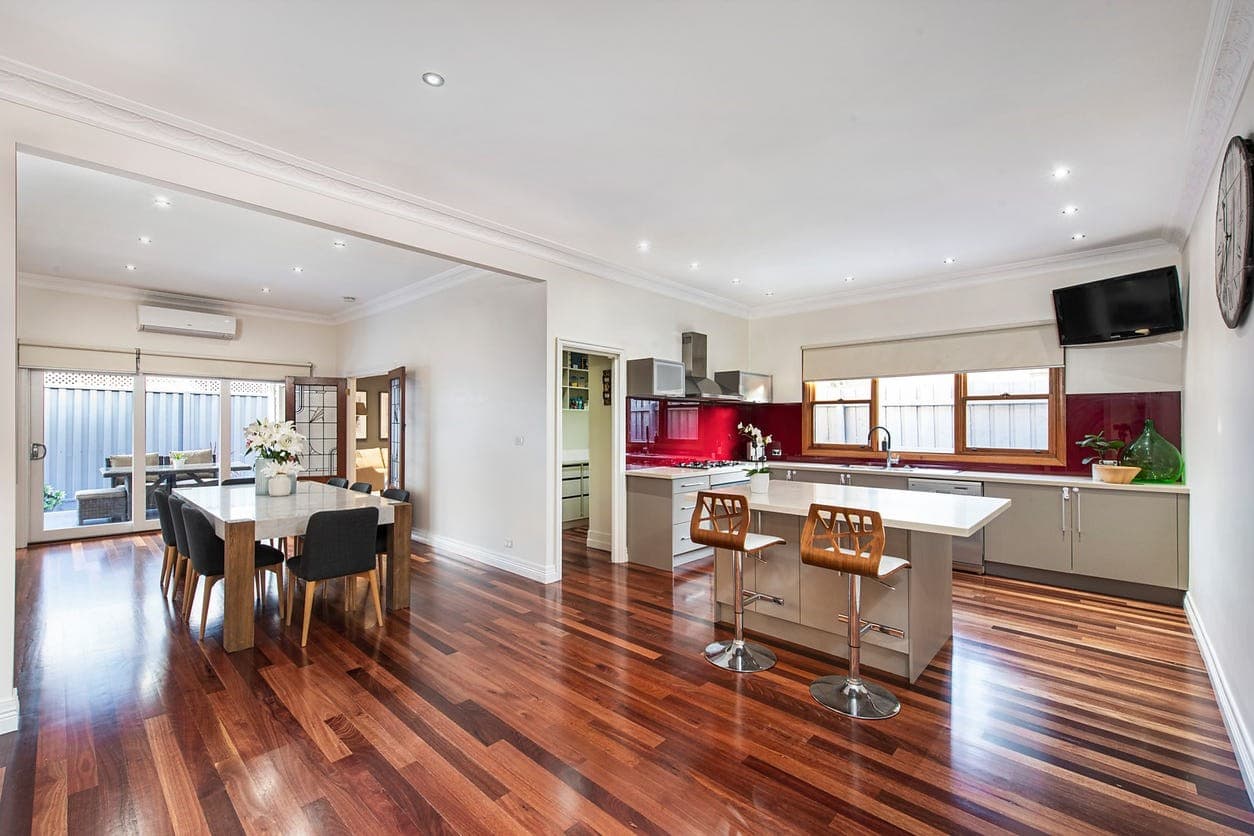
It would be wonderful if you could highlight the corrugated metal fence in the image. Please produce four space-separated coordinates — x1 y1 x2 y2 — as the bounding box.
43 390 274 502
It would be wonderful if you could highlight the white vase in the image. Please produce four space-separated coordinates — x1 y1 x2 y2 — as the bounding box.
749 472 770 493
268 475 293 496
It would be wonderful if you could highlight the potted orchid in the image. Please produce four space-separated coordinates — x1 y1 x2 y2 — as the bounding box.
244 418 306 496
737 422 774 493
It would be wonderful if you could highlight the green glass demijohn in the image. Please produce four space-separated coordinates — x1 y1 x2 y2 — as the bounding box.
1121 418 1184 483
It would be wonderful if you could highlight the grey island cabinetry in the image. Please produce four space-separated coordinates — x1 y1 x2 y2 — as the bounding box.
626 464 750 571
703 481 1009 683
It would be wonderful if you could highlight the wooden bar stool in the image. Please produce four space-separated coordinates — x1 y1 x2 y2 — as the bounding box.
690 491 785 673
800 504 910 719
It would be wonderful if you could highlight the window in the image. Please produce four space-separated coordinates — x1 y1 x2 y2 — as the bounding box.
808 379 872 445
803 368 1064 465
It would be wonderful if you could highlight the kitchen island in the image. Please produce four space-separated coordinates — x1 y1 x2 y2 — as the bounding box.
626 463 750 570
695 480 1010 682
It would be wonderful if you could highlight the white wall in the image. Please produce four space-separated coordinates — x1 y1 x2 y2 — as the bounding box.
0 119 17 733
750 244 1185 401
337 270 549 580
17 281 338 373
1180 71 1254 794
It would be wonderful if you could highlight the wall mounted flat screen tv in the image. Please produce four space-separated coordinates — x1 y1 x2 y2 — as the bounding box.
1052 266 1183 346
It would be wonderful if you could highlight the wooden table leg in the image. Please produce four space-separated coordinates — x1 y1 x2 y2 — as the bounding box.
222 519 256 652
386 502 411 610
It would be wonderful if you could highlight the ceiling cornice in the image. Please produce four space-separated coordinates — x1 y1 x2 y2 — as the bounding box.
750 239 1181 320
1169 0 1254 242
0 55 752 319
17 271 338 325
329 264 486 325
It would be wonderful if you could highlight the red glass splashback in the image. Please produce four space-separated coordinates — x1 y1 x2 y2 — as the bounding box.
627 392 1181 476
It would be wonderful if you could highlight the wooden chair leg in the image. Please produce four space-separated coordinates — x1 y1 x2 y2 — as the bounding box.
200 576 221 640
169 555 185 601
367 569 383 627
285 570 295 626
182 570 199 620
159 544 173 593
301 580 318 647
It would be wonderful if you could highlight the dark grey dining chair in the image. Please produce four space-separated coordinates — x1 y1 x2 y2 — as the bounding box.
220 477 254 486
375 487 411 575
152 488 179 595
349 482 372 494
327 477 349 489
180 506 285 639
284 507 381 646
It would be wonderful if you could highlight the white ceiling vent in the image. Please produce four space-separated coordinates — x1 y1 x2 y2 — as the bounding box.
137 304 237 340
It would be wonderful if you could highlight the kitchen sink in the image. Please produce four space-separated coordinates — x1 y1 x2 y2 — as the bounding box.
843 464 961 475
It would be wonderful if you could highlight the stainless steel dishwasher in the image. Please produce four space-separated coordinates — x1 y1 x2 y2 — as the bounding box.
907 478 985 573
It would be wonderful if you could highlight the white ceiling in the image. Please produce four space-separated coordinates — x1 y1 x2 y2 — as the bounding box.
16 153 463 317
0 1 1214 308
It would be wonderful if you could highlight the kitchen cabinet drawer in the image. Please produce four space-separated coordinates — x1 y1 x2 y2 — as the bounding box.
985 483 1073 572
672 520 701 555
671 474 711 494
1071 488 1178 588
672 492 699 525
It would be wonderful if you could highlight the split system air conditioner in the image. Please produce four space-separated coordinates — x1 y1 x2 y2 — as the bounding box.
137 304 237 340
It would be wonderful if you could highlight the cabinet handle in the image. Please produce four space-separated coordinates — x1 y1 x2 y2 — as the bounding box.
1060 487 1069 534
1073 487 1082 540
679 480 705 488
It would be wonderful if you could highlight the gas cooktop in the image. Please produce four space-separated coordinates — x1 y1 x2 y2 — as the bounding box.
674 460 742 470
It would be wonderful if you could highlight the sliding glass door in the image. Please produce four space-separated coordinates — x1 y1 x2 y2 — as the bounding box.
27 371 287 543
31 370 137 537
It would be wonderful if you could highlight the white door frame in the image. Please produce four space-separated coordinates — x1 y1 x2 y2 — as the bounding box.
554 339 626 573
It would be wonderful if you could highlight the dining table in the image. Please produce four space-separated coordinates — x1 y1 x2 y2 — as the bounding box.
174 481 412 651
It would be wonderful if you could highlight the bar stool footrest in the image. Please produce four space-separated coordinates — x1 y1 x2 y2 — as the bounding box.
741 589 785 608
836 613 905 639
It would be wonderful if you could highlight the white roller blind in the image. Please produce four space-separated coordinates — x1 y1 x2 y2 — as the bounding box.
18 342 137 373
139 351 311 381
802 324 1063 382
18 342 311 381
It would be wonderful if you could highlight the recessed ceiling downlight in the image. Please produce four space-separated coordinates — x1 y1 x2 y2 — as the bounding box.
331 240 347 249
152 196 172 208
292 266 304 273
421 72 445 87
1072 232 1087 240
1061 205 1079 216
1052 166 1071 180
261 287 272 294
124 264 136 271
689 261 700 271
342 296 357 303
730 277 741 285
844 275 855 283
138 235 152 244
943 256 956 265
637 240 650 252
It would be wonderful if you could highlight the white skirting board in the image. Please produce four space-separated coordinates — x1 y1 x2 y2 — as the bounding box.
1185 593 1254 807
412 529 560 584
584 528 612 553
0 690 19 735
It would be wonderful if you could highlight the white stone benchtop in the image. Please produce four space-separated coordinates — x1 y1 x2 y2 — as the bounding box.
688 480 1011 538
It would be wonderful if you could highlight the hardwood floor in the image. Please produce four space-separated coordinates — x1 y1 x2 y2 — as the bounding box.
0 529 1250 834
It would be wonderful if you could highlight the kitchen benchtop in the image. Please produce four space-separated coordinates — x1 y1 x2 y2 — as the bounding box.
686 480 1010 538
627 463 753 480
768 460 1189 495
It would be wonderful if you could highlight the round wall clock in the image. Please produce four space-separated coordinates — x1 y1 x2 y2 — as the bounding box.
1216 135 1254 329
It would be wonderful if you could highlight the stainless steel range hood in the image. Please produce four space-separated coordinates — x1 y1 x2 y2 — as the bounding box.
682 332 739 400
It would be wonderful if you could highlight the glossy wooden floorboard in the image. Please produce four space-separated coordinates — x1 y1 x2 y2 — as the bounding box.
1 529 1251 834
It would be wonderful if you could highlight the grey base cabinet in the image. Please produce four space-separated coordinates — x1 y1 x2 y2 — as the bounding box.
984 483 1187 591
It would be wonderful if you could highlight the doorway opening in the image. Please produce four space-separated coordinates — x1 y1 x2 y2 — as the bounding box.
347 368 406 493
555 341 625 574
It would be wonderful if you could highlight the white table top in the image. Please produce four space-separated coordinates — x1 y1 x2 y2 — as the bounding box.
175 481 400 540
690 480 1010 538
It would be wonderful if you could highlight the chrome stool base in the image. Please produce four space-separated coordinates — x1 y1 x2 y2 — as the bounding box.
704 639 777 672
810 674 901 720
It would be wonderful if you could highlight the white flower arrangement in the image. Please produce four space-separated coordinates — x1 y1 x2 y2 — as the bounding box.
737 422 774 475
244 419 306 478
